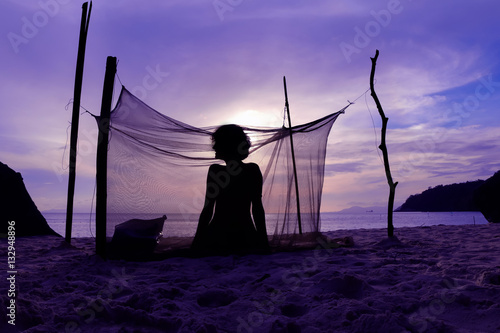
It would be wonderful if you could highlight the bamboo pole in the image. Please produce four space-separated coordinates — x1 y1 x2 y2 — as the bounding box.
96 56 117 258
283 76 303 234
369 50 398 238
65 2 92 243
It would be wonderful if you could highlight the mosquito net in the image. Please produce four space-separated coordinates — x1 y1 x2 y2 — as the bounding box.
103 86 347 251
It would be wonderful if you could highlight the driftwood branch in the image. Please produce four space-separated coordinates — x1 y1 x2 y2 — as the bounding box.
369 50 398 238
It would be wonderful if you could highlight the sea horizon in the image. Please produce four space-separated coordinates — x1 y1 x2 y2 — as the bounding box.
43 211 489 238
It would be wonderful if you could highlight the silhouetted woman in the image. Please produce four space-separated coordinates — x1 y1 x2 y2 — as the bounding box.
191 124 269 254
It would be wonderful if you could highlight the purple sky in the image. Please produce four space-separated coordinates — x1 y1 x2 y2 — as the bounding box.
1 0 500 213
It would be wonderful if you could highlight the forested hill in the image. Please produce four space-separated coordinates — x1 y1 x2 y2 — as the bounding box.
396 180 485 212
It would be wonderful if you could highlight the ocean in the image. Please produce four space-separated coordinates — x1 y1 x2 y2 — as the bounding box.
43 211 489 238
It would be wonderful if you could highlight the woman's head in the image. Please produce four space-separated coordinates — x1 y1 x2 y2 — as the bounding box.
212 124 250 161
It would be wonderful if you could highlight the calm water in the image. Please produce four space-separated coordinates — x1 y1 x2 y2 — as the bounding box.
44 211 488 238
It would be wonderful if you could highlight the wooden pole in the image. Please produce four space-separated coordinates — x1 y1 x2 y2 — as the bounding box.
96 56 117 258
369 50 398 238
283 76 303 235
65 2 92 243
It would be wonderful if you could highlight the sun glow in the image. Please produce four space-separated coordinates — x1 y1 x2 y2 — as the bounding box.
226 109 283 128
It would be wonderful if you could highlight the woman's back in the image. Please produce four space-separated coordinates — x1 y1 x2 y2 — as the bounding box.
209 162 260 231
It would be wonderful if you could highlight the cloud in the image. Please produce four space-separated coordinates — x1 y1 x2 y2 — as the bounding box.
1 0 500 214
325 161 367 174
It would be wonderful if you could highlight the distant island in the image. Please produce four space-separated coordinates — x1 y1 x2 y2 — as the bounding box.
396 180 484 212
334 206 386 214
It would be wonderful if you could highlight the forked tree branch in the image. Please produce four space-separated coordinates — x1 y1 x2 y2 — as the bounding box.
370 49 398 238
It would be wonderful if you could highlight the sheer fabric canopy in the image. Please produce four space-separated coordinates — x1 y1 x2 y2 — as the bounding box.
104 86 347 246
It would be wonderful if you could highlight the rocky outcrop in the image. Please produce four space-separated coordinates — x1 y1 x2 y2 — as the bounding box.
1 162 59 236
474 170 500 223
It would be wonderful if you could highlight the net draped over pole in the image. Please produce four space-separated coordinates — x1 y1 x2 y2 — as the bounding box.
100 86 347 247
95 56 117 257
283 76 302 235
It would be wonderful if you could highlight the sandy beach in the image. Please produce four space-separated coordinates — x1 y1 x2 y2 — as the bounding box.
2 223 500 332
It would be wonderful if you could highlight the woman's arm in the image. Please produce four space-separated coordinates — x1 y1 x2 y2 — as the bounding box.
192 165 217 247
251 165 269 248
197 196 215 231
252 198 267 237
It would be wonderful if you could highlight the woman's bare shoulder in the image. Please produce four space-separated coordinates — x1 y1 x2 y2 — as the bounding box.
244 162 262 175
247 162 260 169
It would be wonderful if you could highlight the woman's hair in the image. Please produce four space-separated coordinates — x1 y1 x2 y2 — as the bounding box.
212 124 251 160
